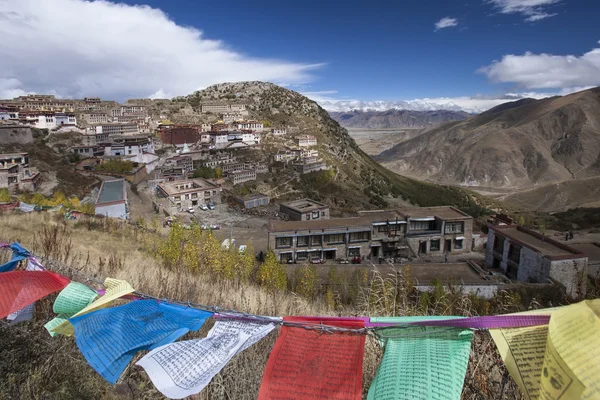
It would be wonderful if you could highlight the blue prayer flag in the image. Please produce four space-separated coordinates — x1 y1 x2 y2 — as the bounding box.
70 299 212 384
0 242 31 273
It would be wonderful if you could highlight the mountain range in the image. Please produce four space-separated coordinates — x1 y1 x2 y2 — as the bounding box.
375 87 600 211
329 109 471 129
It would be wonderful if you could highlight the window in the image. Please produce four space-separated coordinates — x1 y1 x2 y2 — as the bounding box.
276 237 293 248
312 211 320 220
325 233 344 244
410 221 432 231
508 244 521 263
445 222 464 234
377 225 389 233
430 240 440 251
296 236 309 247
349 231 370 243
321 211 326 217
305 213 310 220
454 239 464 250
493 236 505 253
348 247 360 257
310 235 322 246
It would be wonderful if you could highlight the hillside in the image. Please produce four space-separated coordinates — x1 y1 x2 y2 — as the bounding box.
329 109 470 129
175 82 492 216
376 87 600 211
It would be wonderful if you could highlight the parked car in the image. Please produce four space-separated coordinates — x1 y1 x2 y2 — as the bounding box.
200 204 209 211
310 257 324 264
338 258 350 264
187 207 195 214
208 202 215 210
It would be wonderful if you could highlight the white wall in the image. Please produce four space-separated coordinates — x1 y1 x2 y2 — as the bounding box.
95 203 128 219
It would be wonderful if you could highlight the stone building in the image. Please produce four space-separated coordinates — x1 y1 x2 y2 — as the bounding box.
485 224 587 298
294 160 328 174
296 135 317 147
280 199 330 221
0 153 40 192
235 193 270 209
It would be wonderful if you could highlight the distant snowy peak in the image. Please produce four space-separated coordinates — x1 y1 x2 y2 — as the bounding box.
319 99 489 113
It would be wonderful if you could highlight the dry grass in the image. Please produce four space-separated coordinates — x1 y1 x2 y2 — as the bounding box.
0 212 524 399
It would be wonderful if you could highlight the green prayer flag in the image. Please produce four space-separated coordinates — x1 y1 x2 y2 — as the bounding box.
44 313 74 337
52 282 98 314
368 317 473 400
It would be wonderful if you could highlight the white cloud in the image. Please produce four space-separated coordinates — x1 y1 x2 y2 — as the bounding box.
0 0 323 100
306 89 594 114
488 0 561 22
479 46 600 89
434 17 459 31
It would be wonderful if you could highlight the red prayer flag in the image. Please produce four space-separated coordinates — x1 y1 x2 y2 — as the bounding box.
258 317 365 400
0 271 70 319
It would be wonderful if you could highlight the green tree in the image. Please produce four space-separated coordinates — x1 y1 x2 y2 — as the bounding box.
192 167 216 179
0 188 11 202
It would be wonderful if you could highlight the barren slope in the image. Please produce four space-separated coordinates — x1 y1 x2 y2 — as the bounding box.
329 109 470 129
376 87 600 198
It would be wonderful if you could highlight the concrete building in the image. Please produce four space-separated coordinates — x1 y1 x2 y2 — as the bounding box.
162 155 194 178
159 126 202 146
95 179 128 219
222 112 244 124
273 152 295 162
156 178 221 209
0 153 40 192
104 137 154 156
228 169 256 185
296 135 317 147
268 206 474 262
17 111 77 129
485 225 587 298
236 120 264 132
89 123 139 137
280 199 330 221
82 132 110 146
81 113 110 125
71 145 105 158
235 193 270 209
272 128 287 136
201 104 247 114
294 160 328 174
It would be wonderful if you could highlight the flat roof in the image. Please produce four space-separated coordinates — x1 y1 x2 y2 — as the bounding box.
158 178 219 196
409 263 493 285
281 198 328 212
492 225 583 258
0 153 28 159
401 206 472 220
569 243 600 264
236 193 270 201
270 211 400 232
96 179 126 205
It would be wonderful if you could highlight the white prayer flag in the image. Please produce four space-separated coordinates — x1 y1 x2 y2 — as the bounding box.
137 317 279 399
19 202 35 213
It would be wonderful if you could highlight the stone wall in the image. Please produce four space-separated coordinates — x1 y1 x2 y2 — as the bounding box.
548 257 587 299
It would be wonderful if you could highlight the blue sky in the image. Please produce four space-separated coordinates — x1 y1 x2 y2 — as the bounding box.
1 0 599 111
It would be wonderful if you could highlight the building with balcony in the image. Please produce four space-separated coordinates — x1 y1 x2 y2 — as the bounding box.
280 199 330 221
268 206 474 263
201 104 247 114
485 224 587 298
95 179 128 220
81 112 110 125
156 178 221 209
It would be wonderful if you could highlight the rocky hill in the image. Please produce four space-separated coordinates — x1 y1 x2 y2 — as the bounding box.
176 82 491 216
329 109 470 129
376 87 600 211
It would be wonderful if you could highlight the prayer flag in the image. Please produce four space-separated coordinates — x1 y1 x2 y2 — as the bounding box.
0 242 31 273
19 202 35 213
6 258 46 324
51 277 134 336
490 300 600 400
137 317 280 399
368 317 473 400
0 270 69 319
44 281 98 336
71 299 212 384
258 317 365 400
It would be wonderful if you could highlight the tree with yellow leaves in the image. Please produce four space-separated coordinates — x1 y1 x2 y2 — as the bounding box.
257 250 287 293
